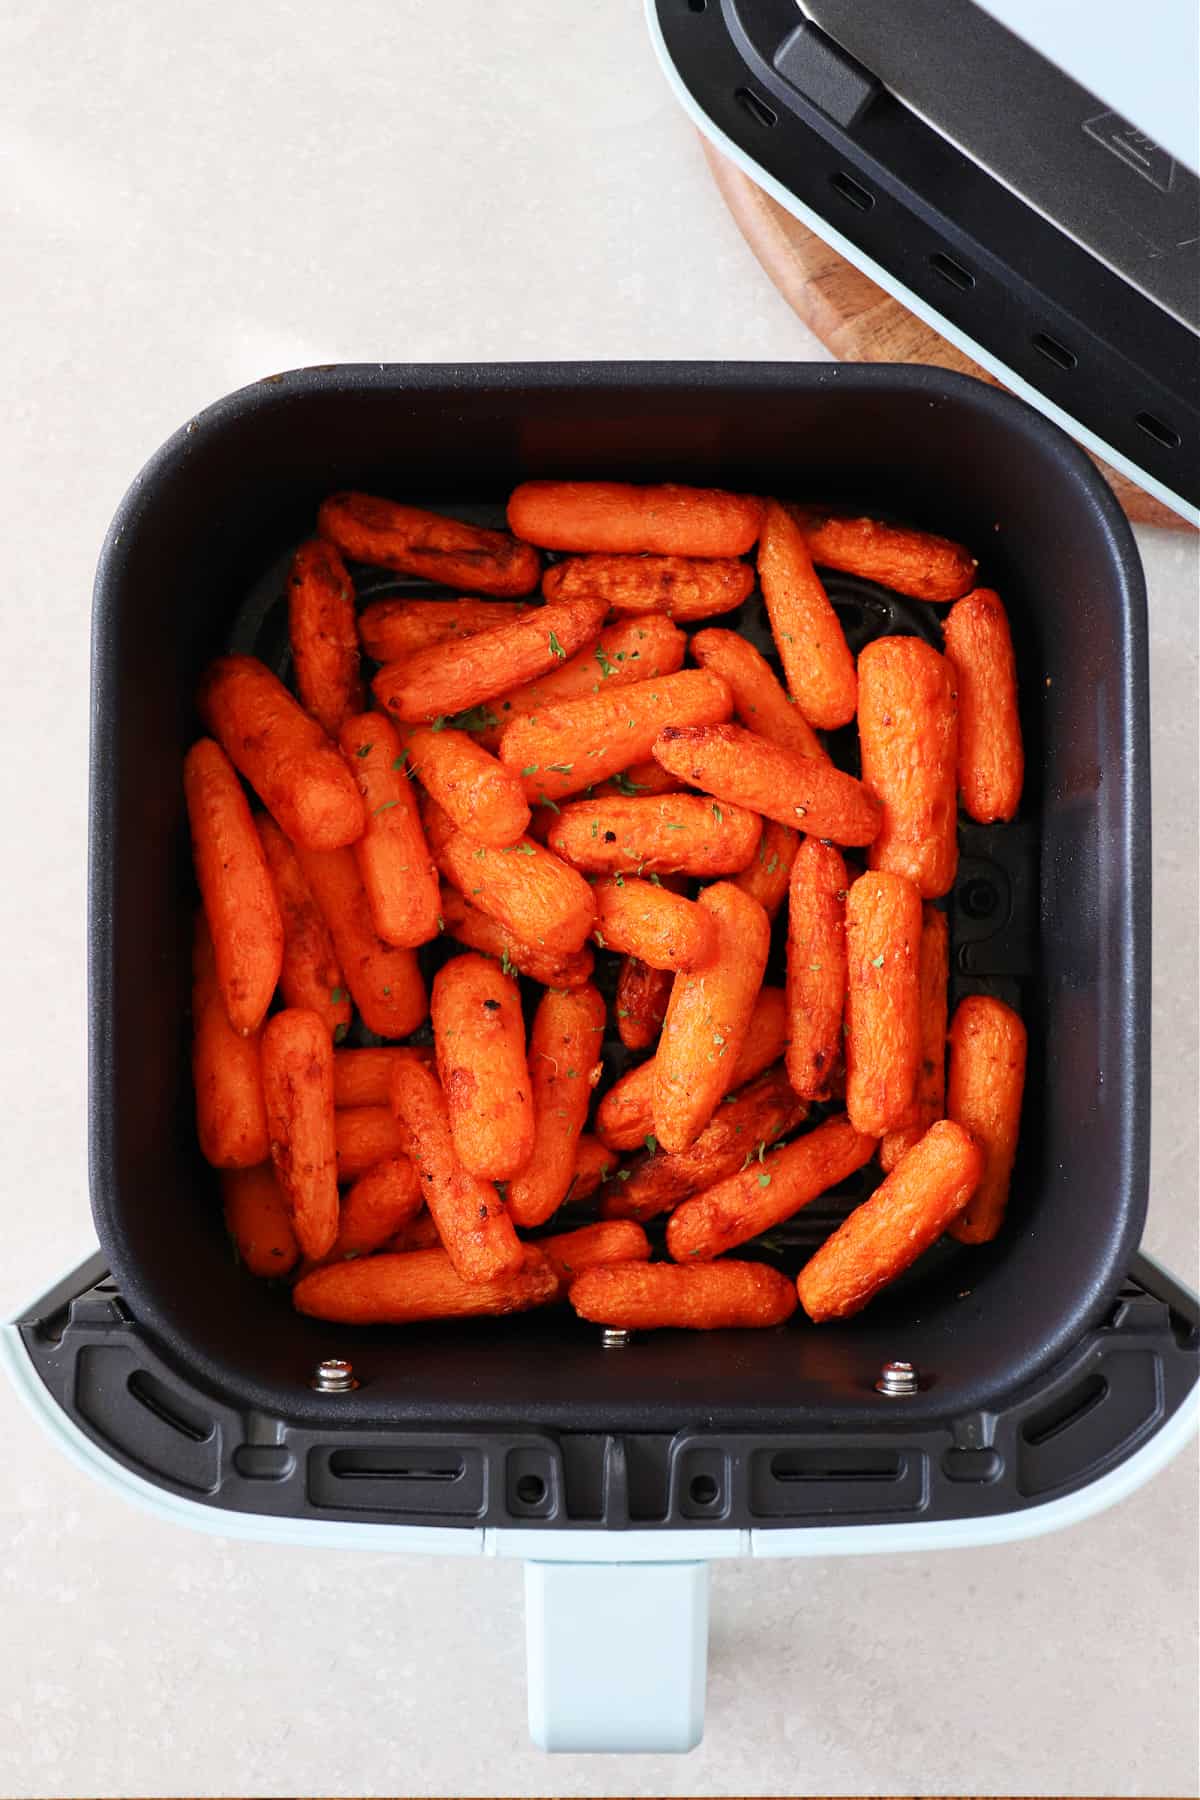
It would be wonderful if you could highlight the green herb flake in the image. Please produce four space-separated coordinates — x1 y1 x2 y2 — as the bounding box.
615 1167 631 1181
500 950 516 977
446 704 499 734
537 794 561 814
436 914 445 932
616 1006 629 1017
516 844 536 856
758 1172 771 1188
431 716 447 732
645 1134 658 1152
392 752 409 771
330 987 347 1005
382 984 391 996
765 855 780 875
548 762 573 774
613 771 644 796
871 953 885 969
595 645 617 678
711 802 723 824
566 1067 577 1079
355 742 373 759
665 823 685 832
594 929 607 948
474 846 488 859
521 764 540 777
590 820 599 839
613 871 625 888
333 1022 349 1043
373 799 399 815
810 962 822 972
549 631 567 660
471 886 482 895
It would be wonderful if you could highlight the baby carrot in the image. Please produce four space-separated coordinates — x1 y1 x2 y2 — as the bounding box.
432 810 597 959
732 818 799 918
793 507 977 602
616 956 673 1050
256 815 352 1037
432 953 535 1181
358 597 533 662
192 913 270 1168
185 737 283 1035
222 1164 298 1278
508 480 764 558
652 722 881 846
438 884 595 988
566 1134 617 1205
539 1220 651 1298
261 1008 339 1261
338 712 441 946
757 499 857 729
404 724 530 846
294 843 428 1037
542 554 754 620
797 1119 982 1321
569 1259 797 1331
880 906 950 1171
198 655 365 850
547 791 760 876
506 984 608 1227
318 492 541 595
844 870 922 1136
947 995 1027 1244
785 837 849 1100
480 614 686 749
294 1244 557 1323
653 882 771 1153
591 876 718 972
943 588 1024 824
689 627 828 761
331 1156 424 1257
333 1046 431 1110
287 538 363 737
390 1056 524 1282
335 1105 411 1180
858 636 959 898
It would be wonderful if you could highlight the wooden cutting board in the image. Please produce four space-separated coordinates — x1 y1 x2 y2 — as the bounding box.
702 138 1188 531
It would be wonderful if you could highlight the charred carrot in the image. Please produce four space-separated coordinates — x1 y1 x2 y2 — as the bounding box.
390 1056 524 1282
539 1221 651 1297
689 627 828 761
589 759 683 801
542 553 754 620
616 956 673 1050
793 507 977 603
569 1259 796 1330
844 871 922 1137
506 985 608 1227
438 884 595 988
797 1119 982 1320
373 595 607 724
508 480 764 558
318 492 542 596
403 724 530 846
652 722 881 846
732 819 799 918
431 953 535 1181
338 712 441 946
858 636 959 898
943 588 1023 824
287 538 363 737
596 985 787 1151
880 906 950 1172
333 1046 431 1110
198 655 365 850
602 1066 808 1223
192 914 270 1168
222 1164 299 1278
499 667 733 803
666 1114 875 1261
432 812 597 959
480 614 687 749
256 815 351 1038
947 995 1027 1244
332 1156 424 1257
261 1009 339 1261
294 1244 557 1323
294 843 428 1037
757 500 857 729
184 738 283 1035
566 1134 617 1205
653 882 771 1153
591 877 717 972
785 837 849 1100
335 1105 411 1180
548 791 760 877
358 597 534 662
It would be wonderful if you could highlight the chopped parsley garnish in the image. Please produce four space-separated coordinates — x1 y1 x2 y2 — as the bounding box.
355 742 373 758
548 631 567 660
711 803 723 823
373 799 399 815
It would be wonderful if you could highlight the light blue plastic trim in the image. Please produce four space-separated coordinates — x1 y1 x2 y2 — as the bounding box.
643 0 1199 528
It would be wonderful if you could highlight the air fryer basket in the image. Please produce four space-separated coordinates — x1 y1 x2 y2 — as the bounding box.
21 361 1190 1532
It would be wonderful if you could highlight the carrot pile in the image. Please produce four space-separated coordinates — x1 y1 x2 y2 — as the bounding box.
189 480 1027 1335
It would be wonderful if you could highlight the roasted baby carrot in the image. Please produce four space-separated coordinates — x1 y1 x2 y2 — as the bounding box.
880 906 950 1171
390 1056 524 1282
591 877 717 972
508 480 764 558
947 995 1027 1244
192 914 270 1168
335 1105 411 1179
757 499 857 729
542 553 755 620
943 588 1024 824
732 819 799 918
652 722 881 846
499 667 733 803
602 1066 808 1223
506 985 608 1227
653 882 771 1153
596 985 788 1151
844 870 922 1136
785 837 849 1100
318 492 542 596
333 1046 431 1110
858 636 959 898
198 655 366 851
338 712 441 946
222 1164 299 1278
793 507 977 603
373 595 607 724
185 738 283 1035
261 1008 339 1261
358 597 534 662
438 884 595 988
689 627 828 761
566 1134 617 1205
256 815 352 1038
569 1259 797 1331
539 1220 651 1297
432 811 597 959
666 1114 875 1261
332 1156 424 1257
480 614 687 748
404 725 530 846
287 538 363 737
615 956 673 1050
294 843 428 1036
431 953 535 1181
797 1118 982 1321
294 1244 558 1323
548 794 760 881
589 759 683 802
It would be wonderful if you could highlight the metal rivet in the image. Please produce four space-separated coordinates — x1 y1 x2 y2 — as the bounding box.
601 1328 632 1350
875 1359 919 1396
310 1358 359 1392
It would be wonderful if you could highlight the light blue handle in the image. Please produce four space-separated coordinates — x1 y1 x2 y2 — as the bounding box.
524 1559 709 1753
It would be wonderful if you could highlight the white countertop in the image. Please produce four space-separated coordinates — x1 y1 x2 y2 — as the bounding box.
2 3 1196 1793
